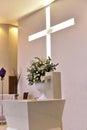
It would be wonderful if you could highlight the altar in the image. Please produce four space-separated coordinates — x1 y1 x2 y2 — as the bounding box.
3 72 65 130
3 99 65 130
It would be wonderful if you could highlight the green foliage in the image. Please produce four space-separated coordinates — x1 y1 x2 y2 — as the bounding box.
27 57 58 85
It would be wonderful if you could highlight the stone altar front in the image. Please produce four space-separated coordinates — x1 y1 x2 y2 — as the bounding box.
3 99 65 130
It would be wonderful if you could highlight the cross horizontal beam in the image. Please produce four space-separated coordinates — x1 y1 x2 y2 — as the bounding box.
28 18 74 41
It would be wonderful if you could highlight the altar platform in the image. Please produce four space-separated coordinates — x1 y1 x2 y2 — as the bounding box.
3 99 65 130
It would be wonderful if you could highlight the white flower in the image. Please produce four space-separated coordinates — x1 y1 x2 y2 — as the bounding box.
41 76 45 82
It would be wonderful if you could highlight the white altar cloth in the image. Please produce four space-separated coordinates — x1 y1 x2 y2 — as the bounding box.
0 94 14 115
3 99 65 130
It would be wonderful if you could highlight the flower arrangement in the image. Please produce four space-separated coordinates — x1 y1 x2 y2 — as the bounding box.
27 57 58 85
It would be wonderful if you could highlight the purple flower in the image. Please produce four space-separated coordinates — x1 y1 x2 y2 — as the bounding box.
0 68 6 79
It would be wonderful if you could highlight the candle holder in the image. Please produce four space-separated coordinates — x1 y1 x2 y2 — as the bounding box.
0 68 6 124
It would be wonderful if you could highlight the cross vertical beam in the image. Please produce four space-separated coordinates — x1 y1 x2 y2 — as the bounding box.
46 6 51 58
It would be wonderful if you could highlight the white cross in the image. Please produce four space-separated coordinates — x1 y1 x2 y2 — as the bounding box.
28 6 75 58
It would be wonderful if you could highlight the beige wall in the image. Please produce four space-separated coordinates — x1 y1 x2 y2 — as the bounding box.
9 26 18 75
0 24 18 93
18 0 87 130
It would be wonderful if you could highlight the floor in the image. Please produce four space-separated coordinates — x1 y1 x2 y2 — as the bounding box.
0 125 7 130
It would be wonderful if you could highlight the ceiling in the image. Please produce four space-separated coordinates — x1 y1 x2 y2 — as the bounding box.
0 0 56 26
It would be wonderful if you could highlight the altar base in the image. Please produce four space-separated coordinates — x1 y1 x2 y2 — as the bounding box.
3 99 65 130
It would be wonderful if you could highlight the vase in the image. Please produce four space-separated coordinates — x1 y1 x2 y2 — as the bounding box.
34 82 47 99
